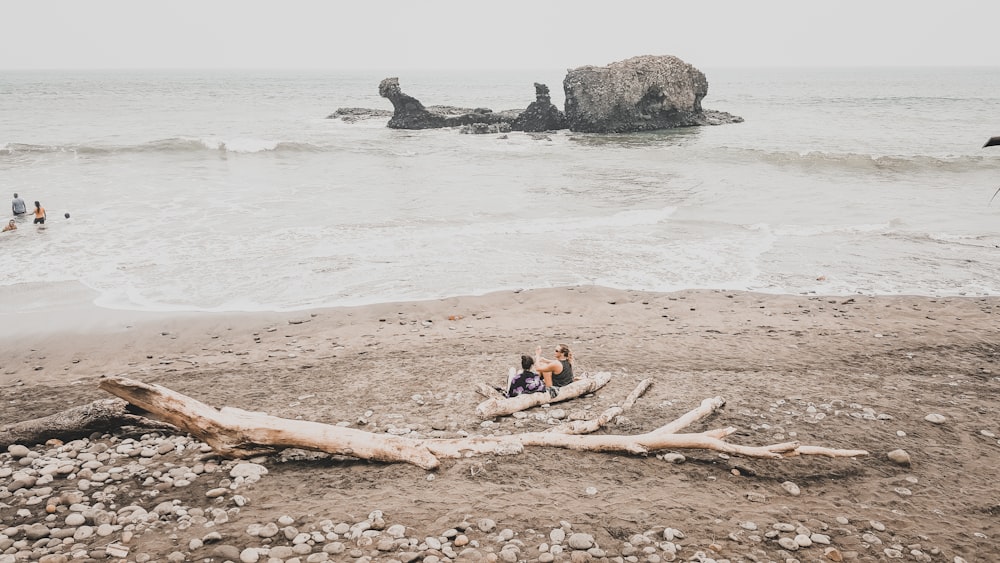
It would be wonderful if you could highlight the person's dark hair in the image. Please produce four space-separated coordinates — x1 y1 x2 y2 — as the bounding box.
13 193 17 198
520 354 534 371
34 201 40 208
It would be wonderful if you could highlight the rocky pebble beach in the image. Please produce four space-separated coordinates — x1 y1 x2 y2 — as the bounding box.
0 430 980 563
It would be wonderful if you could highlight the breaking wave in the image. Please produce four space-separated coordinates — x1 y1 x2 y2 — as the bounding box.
715 147 1000 174
0 138 326 156
4 137 998 176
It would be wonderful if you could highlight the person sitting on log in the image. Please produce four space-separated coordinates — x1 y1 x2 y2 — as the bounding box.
503 354 547 398
534 344 575 398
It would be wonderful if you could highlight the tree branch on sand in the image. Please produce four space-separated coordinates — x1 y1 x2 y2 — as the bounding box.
99 376 865 469
5 376 868 470
0 398 177 449
545 378 653 435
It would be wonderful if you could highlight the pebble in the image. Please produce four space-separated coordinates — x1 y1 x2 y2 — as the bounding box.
230 462 269 478
661 453 686 463
662 527 684 541
567 532 595 550
887 449 911 466
778 536 799 550
781 481 801 496
924 413 947 424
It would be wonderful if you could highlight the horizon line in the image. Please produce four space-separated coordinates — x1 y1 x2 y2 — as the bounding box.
2 64 999 72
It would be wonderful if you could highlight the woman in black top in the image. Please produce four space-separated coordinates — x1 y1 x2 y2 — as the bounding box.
534 344 574 393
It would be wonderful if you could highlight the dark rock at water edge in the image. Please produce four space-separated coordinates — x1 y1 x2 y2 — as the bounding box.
563 55 743 133
377 78 564 132
326 107 393 122
511 83 567 132
459 122 512 135
379 77 512 130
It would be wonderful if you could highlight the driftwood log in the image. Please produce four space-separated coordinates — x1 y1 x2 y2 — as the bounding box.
89 376 867 470
475 372 613 419
0 398 176 449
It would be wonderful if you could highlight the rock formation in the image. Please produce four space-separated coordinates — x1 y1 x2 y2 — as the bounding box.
378 77 511 130
326 107 393 122
359 58 742 134
563 55 742 133
459 122 512 135
511 83 567 132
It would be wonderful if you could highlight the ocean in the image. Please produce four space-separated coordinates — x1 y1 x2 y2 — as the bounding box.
1 67 999 313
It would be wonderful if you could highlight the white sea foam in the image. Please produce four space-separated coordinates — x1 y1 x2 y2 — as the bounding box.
770 222 893 237
217 138 280 153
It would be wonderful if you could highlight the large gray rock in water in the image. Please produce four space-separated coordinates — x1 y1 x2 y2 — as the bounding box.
563 55 742 133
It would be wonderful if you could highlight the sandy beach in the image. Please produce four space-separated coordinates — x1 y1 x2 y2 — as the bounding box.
1 286 998 562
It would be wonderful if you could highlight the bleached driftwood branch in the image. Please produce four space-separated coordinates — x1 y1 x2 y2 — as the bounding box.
547 378 652 434
93 376 867 470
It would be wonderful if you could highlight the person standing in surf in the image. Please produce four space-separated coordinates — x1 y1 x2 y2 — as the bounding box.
32 201 46 224
12 193 26 217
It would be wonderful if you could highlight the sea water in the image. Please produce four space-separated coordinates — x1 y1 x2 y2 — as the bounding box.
1 67 999 313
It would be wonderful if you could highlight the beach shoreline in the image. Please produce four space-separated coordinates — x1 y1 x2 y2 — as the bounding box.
2 285 998 560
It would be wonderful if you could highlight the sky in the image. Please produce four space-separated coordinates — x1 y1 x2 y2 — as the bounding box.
1 0 998 71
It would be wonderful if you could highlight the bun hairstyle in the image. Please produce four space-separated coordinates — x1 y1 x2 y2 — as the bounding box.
556 344 573 362
521 354 534 371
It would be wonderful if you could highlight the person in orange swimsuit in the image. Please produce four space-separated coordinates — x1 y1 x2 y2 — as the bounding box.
33 201 46 224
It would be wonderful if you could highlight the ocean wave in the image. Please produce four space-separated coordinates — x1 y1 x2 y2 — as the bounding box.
765 222 894 237
886 230 1000 249
717 147 1000 173
0 138 325 156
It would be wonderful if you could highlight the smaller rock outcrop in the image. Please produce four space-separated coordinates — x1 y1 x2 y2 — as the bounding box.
459 122 512 135
326 107 393 122
511 83 567 132
378 77 508 130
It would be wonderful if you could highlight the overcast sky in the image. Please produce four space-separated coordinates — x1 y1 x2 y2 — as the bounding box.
1 1 997 71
